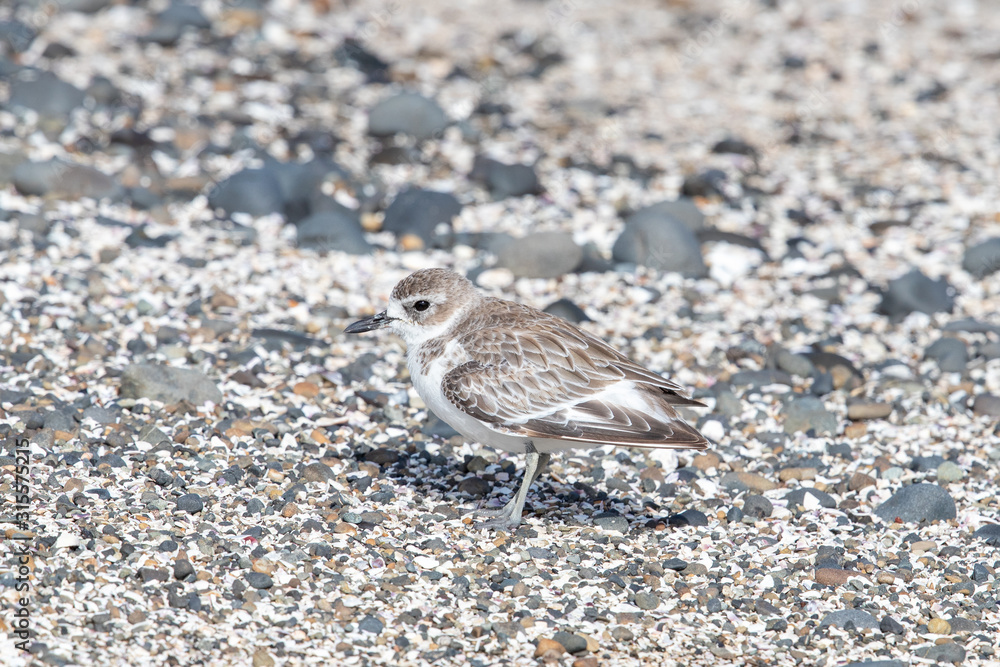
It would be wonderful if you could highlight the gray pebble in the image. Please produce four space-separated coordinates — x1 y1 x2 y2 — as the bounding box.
43 410 76 432
742 494 773 518
173 559 194 580
176 493 204 514
543 298 591 323
972 394 1000 417
358 614 383 634
470 156 542 199
936 461 964 483
914 643 966 663
300 462 335 483
878 268 954 321
458 477 490 497
819 609 879 630
552 631 587 654
245 572 273 590
495 231 583 279
120 364 222 405
612 215 707 277
625 199 706 232
781 395 837 436
879 615 905 635
633 591 660 610
13 158 122 201
8 71 85 117
296 208 371 254
208 168 285 218
924 337 968 372
973 524 1000 546
785 488 836 509
729 370 793 388
669 509 709 526
874 483 956 523
775 349 815 377
593 512 629 532
962 237 1000 278
368 93 448 140
382 188 461 246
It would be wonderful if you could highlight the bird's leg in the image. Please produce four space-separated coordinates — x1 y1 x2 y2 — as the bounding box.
474 443 548 530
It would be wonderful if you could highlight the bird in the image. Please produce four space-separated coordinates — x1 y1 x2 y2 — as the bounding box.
345 268 708 529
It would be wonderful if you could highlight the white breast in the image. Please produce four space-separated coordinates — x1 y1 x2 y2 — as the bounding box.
408 341 528 453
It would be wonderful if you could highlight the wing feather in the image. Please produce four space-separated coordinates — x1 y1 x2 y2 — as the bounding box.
439 301 707 449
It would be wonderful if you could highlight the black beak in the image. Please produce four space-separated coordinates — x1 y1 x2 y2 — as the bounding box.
344 311 393 334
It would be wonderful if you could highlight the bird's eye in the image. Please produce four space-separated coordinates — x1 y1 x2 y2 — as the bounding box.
413 300 430 312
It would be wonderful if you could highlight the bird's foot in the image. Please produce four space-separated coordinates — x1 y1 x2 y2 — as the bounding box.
472 500 521 530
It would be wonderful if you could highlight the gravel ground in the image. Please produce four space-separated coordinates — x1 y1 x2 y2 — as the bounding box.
2 0 1000 665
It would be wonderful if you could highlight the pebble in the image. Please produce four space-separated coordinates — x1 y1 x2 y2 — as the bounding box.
878 269 955 320
972 394 1000 417
741 494 773 518
534 638 565 658
936 461 964 483
874 483 957 523
962 237 1000 278
924 337 968 373
818 609 879 630
368 93 448 140
245 572 274 590
847 401 892 420
175 493 204 514
669 509 708 526
8 71 85 117
543 298 591 323
457 477 490 497
120 364 222 405
208 168 285 218
495 231 583 278
719 472 776 493
552 631 588 655
781 395 837 436
633 591 660 610
914 643 966 663
784 488 836 509
358 615 384 635
296 209 372 254
382 189 462 247
972 524 1000 545
814 568 853 586
927 618 952 635
13 159 122 201
774 350 815 377
470 156 543 199
612 215 708 277
593 512 629 532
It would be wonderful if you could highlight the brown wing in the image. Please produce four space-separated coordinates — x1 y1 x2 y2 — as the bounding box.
440 301 707 449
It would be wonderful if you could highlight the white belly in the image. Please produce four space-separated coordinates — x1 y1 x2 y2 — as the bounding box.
409 347 530 453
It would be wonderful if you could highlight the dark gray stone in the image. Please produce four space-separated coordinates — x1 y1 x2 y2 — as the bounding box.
781 395 837 436
120 364 222 404
495 231 583 279
878 268 954 321
543 298 591 323
457 477 490 497
742 494 773 518
173 559 194 580
175 493 204 514
625 199 706 232
962 237 1000 278
973 524 1000 545
634 591 660 610
612 215 708 277
382 189 461 246
358 614 384 634
775 350 815 377
552 631 587 654
593 512 629 532
43 410 76 432
924 337 968 372
470 156 542 198
914 643 965 663
669 509 708 526
785 487 836 509
819 609 879 630
296 208 371 254
13 159 122 200
728 370 794 388
245 572 273 590
874 483 956 523
0 20 36 52
8 71 85 117
368 93 447 140
972 394 1000 417
142 2 211 46
879 615 905 635
208 168 284 218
